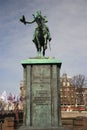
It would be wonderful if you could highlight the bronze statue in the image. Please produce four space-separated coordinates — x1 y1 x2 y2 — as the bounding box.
20 11 51 56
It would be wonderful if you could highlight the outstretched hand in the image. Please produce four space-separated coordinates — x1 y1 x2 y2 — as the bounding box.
20 15 26 25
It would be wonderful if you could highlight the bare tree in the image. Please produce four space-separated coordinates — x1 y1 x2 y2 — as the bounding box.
72 74 85 88
72 74 86 111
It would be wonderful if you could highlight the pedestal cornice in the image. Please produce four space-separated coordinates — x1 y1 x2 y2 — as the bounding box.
21 57 62 67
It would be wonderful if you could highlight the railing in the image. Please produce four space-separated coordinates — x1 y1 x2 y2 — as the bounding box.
62 117 87 129
0 111 23 130
0 111 87 130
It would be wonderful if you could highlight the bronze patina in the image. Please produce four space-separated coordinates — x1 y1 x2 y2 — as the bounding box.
20 11 51 56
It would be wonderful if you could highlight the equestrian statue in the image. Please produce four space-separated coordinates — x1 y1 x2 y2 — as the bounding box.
20 11 52 56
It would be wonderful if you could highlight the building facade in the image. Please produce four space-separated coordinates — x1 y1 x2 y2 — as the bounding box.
60 73 76 110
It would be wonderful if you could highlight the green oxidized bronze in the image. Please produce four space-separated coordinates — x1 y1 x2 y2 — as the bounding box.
20 11 52 56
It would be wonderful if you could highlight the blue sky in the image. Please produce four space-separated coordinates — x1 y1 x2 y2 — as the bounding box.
0 0 87 95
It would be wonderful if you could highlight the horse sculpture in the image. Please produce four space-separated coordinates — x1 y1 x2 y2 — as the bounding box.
33 22 50 56
20 11 51 56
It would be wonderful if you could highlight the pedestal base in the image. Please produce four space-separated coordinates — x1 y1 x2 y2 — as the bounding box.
21 58 62 127
19 126 69 130
20 58 70 130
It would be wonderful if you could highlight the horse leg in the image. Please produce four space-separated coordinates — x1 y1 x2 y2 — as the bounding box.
38 48 41 56
37 42 41 56
35 36 41 56
35 30 41 56
34 40 41 57
42 34 47 56
36 42 41 56
43 48 45 56
44 34 47 50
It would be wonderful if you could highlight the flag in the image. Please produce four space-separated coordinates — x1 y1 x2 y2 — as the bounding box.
8 93 15 102
0 91 7 102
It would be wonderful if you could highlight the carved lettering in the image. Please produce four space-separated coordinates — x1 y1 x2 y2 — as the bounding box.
33 90 51 105
33 97 51 105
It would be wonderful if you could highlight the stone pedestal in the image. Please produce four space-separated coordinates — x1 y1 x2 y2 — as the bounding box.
19 57 66 130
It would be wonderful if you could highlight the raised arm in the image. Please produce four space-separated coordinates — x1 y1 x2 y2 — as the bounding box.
20 15 35 25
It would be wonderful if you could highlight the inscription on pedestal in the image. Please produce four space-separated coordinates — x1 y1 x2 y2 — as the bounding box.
31 65 51 127
33 90 51 105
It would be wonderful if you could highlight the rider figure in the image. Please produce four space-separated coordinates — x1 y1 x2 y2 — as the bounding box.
20 11 52 43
